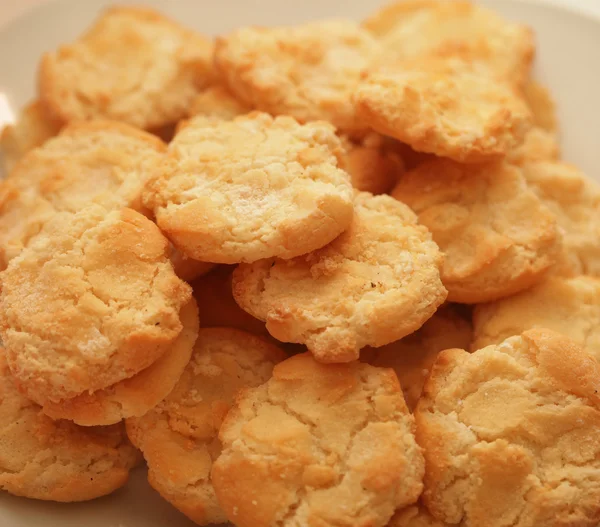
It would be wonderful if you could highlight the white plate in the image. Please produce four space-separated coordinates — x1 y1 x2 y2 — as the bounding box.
0 0 599 525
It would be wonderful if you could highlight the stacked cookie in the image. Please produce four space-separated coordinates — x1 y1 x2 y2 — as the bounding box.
1 1 600 526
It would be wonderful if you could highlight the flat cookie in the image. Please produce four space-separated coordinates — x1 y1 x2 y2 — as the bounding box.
39 6 213 130
362 305 472 411
143 112 354 264
0 205 192 404
126 328 286 525
212 353 424 527
392 160 560 303
0 348 138 502
416 329 600 527
523 80 558 132
214 20 380 133
354 57 532 163
189 84 251 120
233 192 446 362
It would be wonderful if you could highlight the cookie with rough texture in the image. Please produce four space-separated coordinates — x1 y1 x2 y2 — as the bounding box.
0 205 192 404
392 160 560 303
507 127 559 166
233 192 446 363
41 298 199 426
363 0 534 86
189 84 251 120
390 504 448 527
212 353 424 527
39 6 213 130
362 305 472 411
0 348 138 502
354 57 532 163
143 112 354 264
523 80 557 132
126 328 286 526
214 20 380 133
416 329 600 527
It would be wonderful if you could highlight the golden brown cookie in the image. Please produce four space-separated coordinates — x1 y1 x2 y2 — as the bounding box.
143 112 354 264
39 6 213 131
390 504 448 527
354 57 532 163
233 192 446 363
126 328 286 526
0 205 192 405
523 80 558 132
362 305 472 411
392 160 560 303
416 329 600 527
214 20 380 133
188 84 251 120
212 353 424 527
0 348 138 502
507 127 560 166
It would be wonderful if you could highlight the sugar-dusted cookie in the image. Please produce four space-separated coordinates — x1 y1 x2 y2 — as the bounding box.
392 160 560 303
212 353 424 527
143 112 354 264
214 20 380 133
0 205 192 404
188 84 251 120
126 328 286 525
416 329 600 527
233 192 446 362
39 6 213 131
0 348 138 502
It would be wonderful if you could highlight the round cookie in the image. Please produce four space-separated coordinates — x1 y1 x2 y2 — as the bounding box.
416 329 600 527
212 352 425 527
126 328 286 526
189 84 251 120
233 192 447 363
143 112 354 264
392 160 560 303
361 305 472 411
214 20 380 133
0 348 138 502
523 80 558 133
0 205 192 404
354 56 532 163
39 6 213 130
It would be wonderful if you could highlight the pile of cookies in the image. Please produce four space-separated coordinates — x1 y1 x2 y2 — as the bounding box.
1 2 600 526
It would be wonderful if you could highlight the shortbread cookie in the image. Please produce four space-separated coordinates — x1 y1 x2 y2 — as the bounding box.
0 205 192 404
214 20 380 133
363 0 534 85
416 329 600 527
362 305 472 410
143 113 354 264
189 84 251 120
126 328 286 526
392 160 560 303
233 192 446 362
212 353 424 527
169 248 215 282
354 57 532 163
523 80 557 132
42 298 199 426
0 349 138 502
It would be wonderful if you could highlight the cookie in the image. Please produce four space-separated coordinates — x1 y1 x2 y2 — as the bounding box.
392 160 560 303
416 329 600 527
126 328 286 525
189 84 251 120
523 80 558 132
214 20 380 133
169 248 216 282
354 56 532 163
39 6 213 130
41 298 199 426
212 353 424 527
233 192 446 363
143 112 354 264
361 305 472 411
507 127 560 166
363 0 534 86
0 348 138 502
390 504 448 527
0 205 192 404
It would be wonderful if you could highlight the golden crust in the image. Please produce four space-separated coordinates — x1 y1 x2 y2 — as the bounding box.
233 192 447 363
38 6 213 130
188 84 251 120
523 80 558 132
0 349 138 502
126 328 286 526
214 20 380 133
0 206 192 404
143 112 354 263
212 353 424 527
392 160 560 303
416 329 600 527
